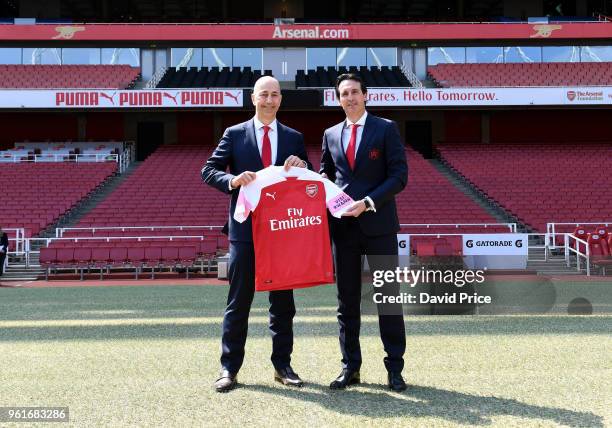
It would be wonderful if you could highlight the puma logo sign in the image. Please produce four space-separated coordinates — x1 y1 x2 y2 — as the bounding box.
265 192 276 200
224 91 240 104
99 92 115 105
163 92 178 104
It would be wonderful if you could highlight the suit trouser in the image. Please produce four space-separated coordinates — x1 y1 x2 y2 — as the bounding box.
0 251 6 275
332 219 406 373
220 241 295 374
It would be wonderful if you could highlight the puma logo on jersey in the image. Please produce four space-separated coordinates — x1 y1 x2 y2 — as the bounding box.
265 192 276 200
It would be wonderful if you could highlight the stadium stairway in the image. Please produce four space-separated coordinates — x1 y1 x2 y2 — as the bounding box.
431 156 581 276
2 162 142 282
526 249 583 276
428 158 519 227
38 161 143 239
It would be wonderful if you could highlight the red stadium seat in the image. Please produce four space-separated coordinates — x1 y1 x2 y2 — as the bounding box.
588 234 612 274
127 247 146 279
178 246 197 278
56 248 75 270
144 247 163 279
428 62 612 88
91 247 111 279
39 247 57 280
74 248 92 280
0 65 141 89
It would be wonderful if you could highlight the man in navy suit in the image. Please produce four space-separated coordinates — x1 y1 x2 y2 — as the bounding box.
202 76 311 392
320 73 408 391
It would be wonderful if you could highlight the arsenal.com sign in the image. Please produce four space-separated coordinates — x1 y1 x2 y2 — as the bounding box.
323 87 612 107
0 89 243 108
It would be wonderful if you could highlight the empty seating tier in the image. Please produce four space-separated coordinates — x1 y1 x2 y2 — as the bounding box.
156 67 272 88
428 62 612 87
1 162 117 237
0 65 141 89
297 66 410 88
76 145 229 249
437 142 612 232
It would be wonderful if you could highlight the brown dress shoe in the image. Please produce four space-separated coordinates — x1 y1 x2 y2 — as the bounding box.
214 369 237 393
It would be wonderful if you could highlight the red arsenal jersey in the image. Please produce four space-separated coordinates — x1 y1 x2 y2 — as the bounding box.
234 166 353 291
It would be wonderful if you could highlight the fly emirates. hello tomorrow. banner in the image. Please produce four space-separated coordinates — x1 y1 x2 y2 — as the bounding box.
323 87 612 107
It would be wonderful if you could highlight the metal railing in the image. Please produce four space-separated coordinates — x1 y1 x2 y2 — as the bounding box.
546 221 611 249
145 67 167 89
56 225 223 238
400 62 424 88
0 153 118 163
564 233 590 276
525 232 548 261
4 228 26 255
399 223 517 232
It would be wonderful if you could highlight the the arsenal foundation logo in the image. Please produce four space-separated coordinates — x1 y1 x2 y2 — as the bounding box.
305 184 318 198
567 91 576 101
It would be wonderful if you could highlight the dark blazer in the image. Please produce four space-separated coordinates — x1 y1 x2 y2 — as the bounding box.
320 113 407 236
202 119 311 243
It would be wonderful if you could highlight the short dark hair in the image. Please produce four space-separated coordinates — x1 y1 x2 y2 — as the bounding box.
335 73 367 98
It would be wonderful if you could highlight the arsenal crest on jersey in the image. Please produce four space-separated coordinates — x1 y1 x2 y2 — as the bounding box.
305 184 318 198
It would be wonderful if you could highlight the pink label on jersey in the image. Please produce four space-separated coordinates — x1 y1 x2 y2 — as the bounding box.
327 193 354 216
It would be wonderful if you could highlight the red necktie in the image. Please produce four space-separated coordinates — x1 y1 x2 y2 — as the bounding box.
261 125 272 168
345 124 360 170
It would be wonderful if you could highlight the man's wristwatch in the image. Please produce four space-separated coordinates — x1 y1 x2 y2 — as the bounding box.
363 198 373 211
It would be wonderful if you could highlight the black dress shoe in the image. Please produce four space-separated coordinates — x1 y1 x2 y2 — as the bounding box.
274 366 304 387
387 372 407 392
329 369 360 389
214 369 237 393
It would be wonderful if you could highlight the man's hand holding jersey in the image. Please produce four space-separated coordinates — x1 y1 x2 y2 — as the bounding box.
341 200 367 217
283 155 308 171
230 171 257 189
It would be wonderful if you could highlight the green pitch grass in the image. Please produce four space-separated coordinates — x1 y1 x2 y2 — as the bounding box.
0 284 610 427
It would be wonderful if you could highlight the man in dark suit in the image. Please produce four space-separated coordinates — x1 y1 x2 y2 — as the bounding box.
0 226 8 276
202 76 311 393
320 73 408 391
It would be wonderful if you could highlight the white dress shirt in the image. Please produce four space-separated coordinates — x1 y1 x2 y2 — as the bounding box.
341 111 368 154
253 116 278 165
341 110 376 212
229 116 279 190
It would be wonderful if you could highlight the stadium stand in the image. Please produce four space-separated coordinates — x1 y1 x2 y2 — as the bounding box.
0 65 141 89
0 162 117 237
75 145 228 248
296 66 411 88
43 143 503 267
437 142 612 232
156 67 272 88
0 142 123 163
428 62 612 87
